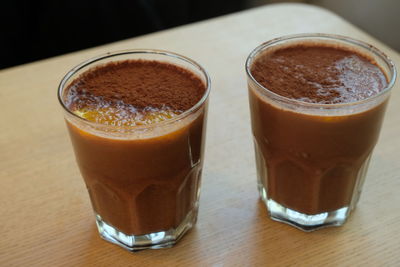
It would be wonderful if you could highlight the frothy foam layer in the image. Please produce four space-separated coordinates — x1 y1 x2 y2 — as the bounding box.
332 55 388 103
251 44 388 104
63 59 205 128
67 90 181 126
73 105 181 127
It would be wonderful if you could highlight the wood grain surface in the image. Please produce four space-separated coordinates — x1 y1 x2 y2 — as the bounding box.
1 3 399 266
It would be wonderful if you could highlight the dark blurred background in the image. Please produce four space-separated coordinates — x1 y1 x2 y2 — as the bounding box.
1 0 245 69
1 0 399 69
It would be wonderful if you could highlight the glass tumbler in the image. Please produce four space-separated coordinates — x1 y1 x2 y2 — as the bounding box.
58 50 210 250
246 34 396 231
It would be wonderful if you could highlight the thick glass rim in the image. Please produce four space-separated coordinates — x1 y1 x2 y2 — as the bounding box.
58 49 211 131
245 33 397 108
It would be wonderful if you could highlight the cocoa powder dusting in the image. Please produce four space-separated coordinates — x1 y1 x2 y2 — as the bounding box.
250 44 388 104
65 60 206 112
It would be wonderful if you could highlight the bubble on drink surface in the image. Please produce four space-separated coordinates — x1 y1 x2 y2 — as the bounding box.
66 88 182 126
291 54 387 105
332 55 388 102
306 55 388 104
73 104 181 126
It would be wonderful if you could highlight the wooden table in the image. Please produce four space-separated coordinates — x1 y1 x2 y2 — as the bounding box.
1 3 399 266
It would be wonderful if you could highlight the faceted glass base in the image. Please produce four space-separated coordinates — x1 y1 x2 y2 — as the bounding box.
95 208 198 252
258 183 350 232
266 199 349 231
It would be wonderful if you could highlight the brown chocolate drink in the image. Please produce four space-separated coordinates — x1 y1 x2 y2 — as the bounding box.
248 41 391 218
62 59 208 237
